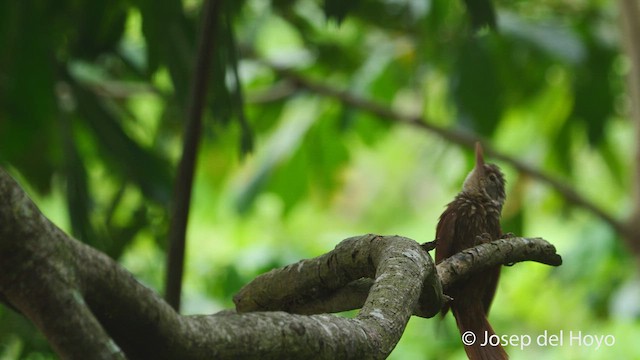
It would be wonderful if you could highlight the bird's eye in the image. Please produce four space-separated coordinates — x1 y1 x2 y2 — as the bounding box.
488 174 497 182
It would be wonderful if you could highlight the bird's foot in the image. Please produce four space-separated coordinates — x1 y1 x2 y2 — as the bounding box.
475 232 493 245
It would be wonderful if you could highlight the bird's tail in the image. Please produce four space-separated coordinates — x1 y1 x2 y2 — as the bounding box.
452 303 509 360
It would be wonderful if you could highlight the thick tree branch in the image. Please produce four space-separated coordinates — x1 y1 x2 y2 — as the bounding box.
0 169 562 359
258 63 628 238
0 171 127 359
234 237 560 318
234 234 443 319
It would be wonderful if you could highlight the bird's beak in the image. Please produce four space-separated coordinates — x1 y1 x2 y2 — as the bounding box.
475 142 485 176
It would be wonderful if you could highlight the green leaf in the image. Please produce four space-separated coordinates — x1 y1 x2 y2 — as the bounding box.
267 144 311 214
368 57 414 105
62 118 99 247
323 0 361 24
69 0 128 60
0 1 61 194
499 11 585 64
315 41 363 75
234 97 349 214
349 111 392 146
228 27 251 147
549 119 574 176
502 208 523 238
106 205 150 259
304 112 349 198
234 98 317 214
71 81 173 205
132 0 194 106
451 37 503 136
462 0 496 31
205 264 246 303
265 109 349 213
570 40 615 145
598 137 625 187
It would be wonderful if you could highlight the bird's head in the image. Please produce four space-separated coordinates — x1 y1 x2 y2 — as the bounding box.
462 142 506 207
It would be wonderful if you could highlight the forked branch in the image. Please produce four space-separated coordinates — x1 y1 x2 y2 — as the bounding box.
234 236 561 318
0 169 561 359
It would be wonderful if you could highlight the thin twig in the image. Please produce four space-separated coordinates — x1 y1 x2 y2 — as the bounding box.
619 0 640 255
165 0 220 311
263 63 628 237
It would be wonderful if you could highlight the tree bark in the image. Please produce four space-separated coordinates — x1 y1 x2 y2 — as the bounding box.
0 168 562 359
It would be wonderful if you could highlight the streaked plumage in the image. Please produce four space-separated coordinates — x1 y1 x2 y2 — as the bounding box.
435 143 508 360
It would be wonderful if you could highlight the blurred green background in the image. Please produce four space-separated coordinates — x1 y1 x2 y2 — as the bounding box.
1 0 638 359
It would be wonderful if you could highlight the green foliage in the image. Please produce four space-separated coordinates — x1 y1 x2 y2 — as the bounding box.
323 0 361 25
462 0 496 30
451 36 504 136
570 34 617 146
0 0 636 358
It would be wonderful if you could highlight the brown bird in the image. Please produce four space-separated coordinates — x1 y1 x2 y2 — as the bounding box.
435 142 508 360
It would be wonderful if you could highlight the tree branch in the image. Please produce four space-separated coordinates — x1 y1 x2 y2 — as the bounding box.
258 63 628 238
0 169 562 359
165 0 220 310
619 0 640 256
436 237 562 289
233 234 443 319
234 237 560 318
0 170 127 359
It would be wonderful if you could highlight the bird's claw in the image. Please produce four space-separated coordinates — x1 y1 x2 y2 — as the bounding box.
475 232 493 244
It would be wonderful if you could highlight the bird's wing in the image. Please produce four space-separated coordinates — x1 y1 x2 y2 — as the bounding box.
435 204 457 264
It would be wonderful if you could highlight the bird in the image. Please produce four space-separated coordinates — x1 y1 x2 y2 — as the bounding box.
435 142 508 360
